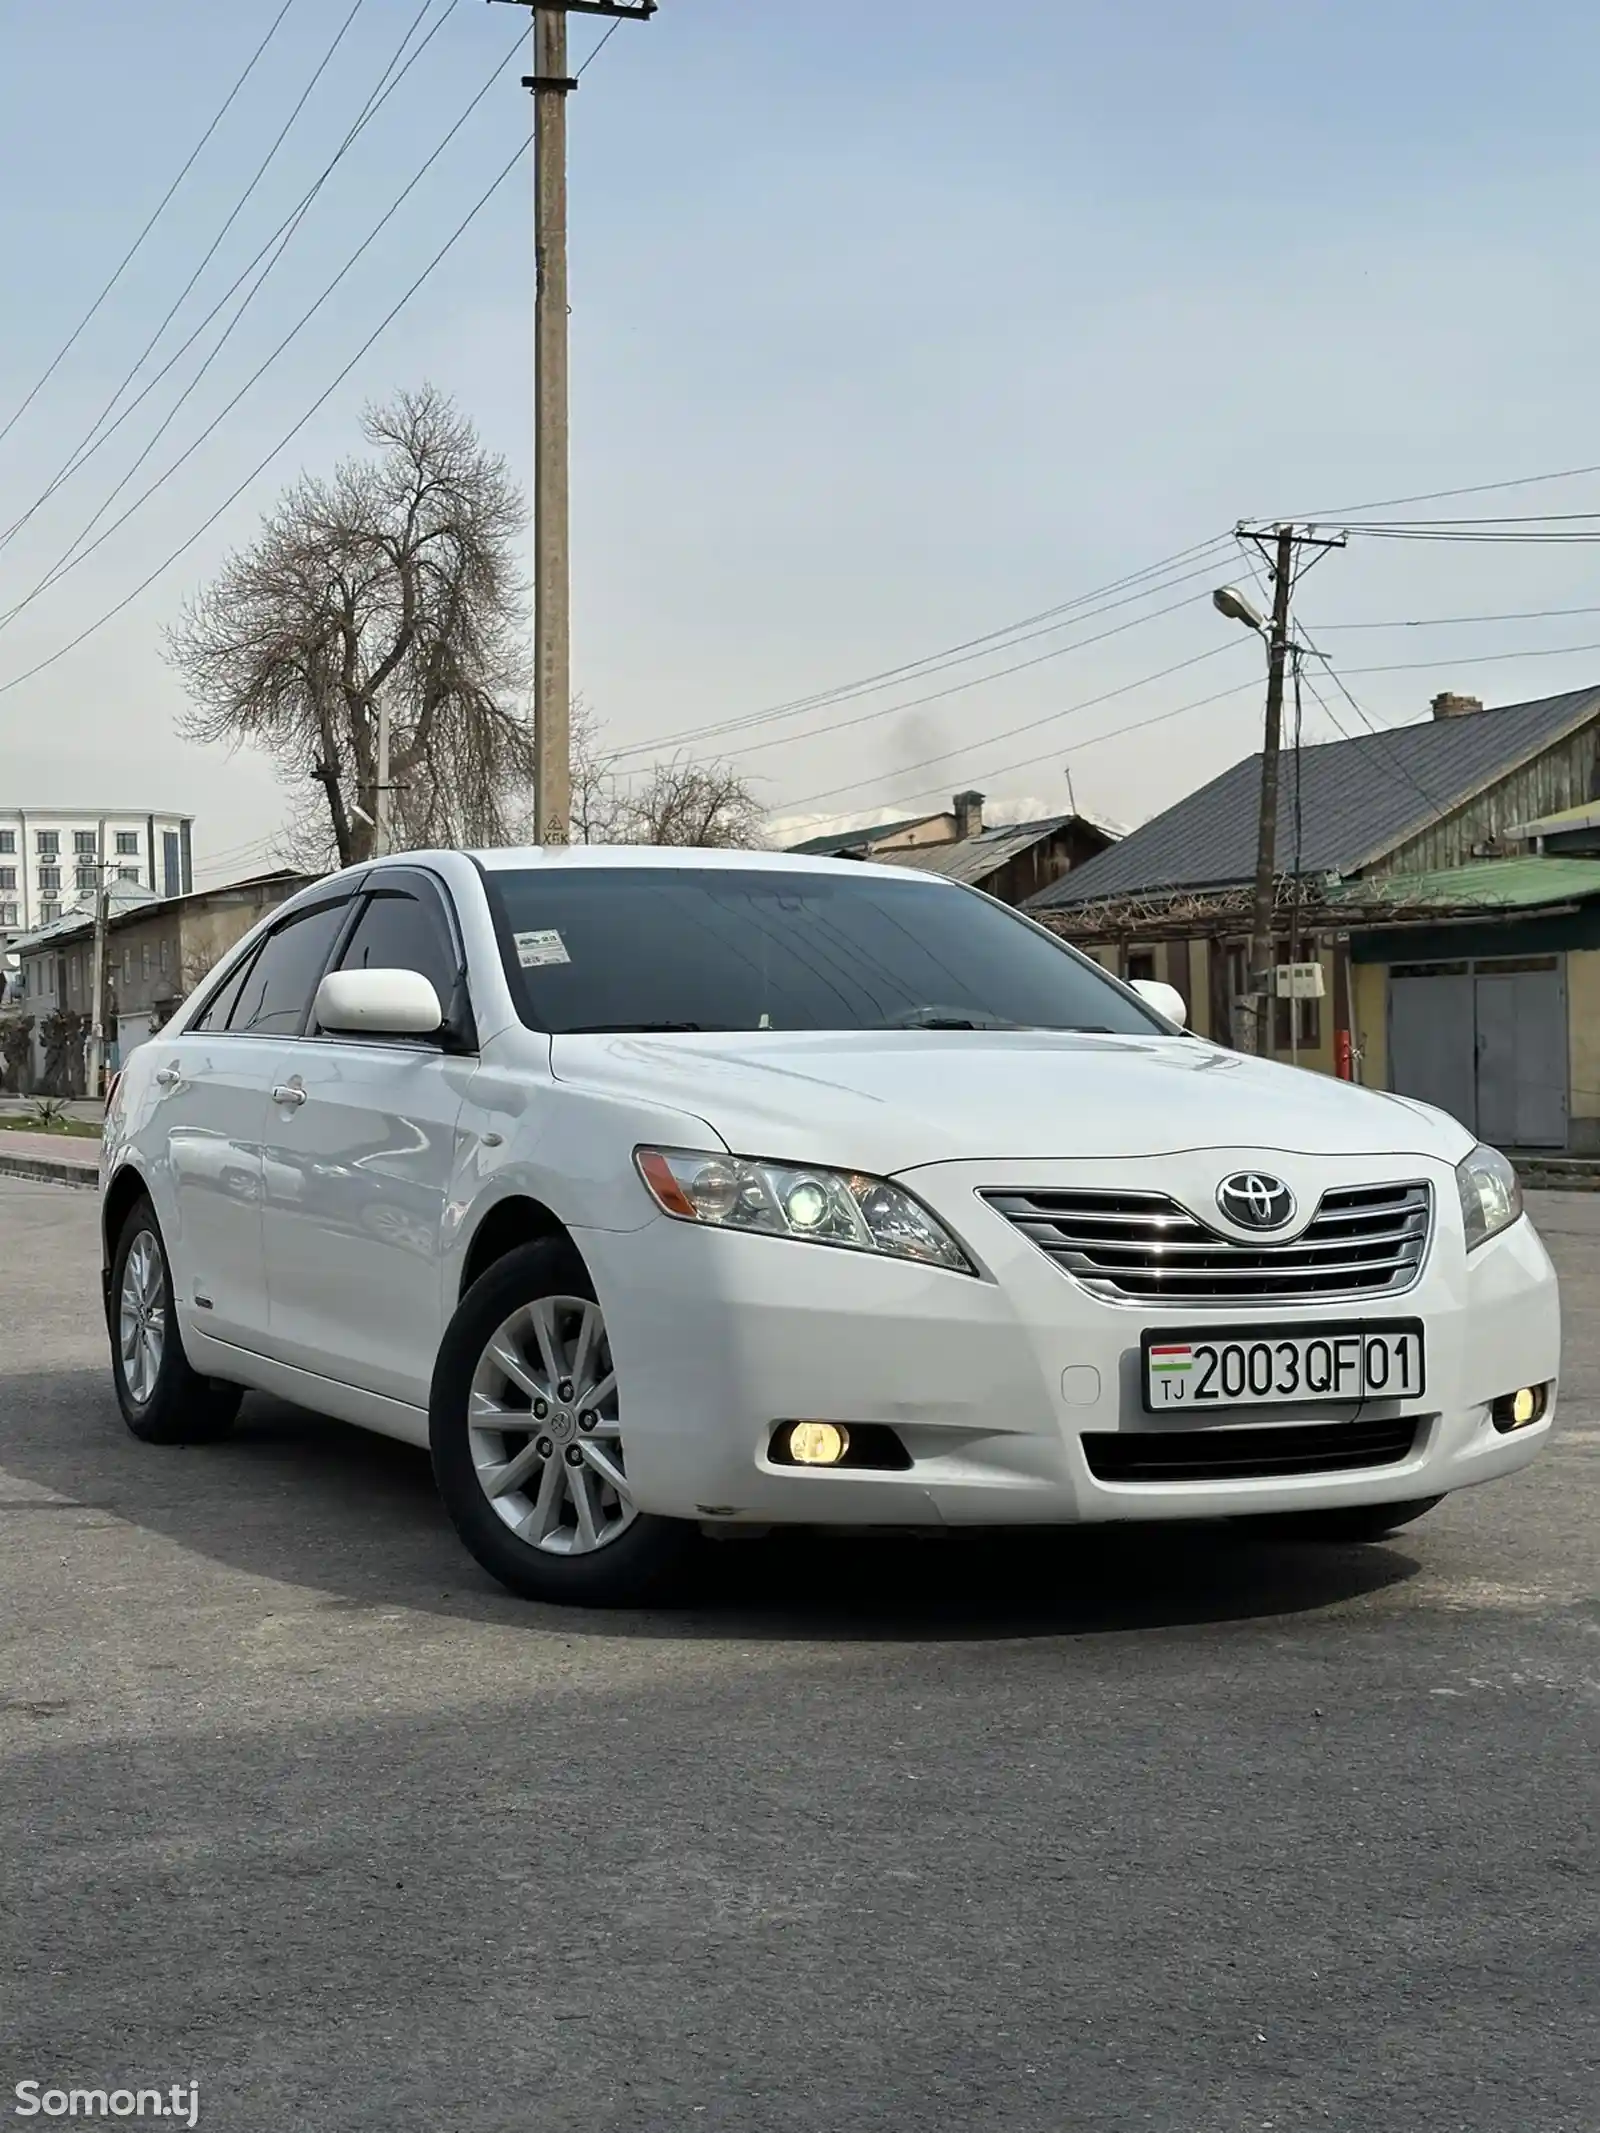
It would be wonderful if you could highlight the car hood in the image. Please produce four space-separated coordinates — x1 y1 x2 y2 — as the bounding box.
548 1029 1475 1172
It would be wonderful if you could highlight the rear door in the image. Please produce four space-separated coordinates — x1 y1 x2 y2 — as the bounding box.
160 892 355 1349
258 872 473 1409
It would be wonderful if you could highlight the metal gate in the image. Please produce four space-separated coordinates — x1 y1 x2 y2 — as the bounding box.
1388 956 1568 1148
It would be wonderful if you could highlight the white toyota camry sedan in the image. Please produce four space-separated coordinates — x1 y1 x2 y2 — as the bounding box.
100 847 1560 1606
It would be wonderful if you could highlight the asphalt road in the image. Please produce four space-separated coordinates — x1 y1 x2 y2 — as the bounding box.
2 1178 1596 2133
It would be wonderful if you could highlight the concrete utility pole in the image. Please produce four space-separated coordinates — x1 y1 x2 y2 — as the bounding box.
490 0 658 846
374 696 393 858
87 825 109 1100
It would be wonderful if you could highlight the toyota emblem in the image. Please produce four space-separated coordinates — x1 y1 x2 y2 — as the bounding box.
1216 1171 1296 1232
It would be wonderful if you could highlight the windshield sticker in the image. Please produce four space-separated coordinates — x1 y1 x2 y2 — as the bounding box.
514 929 571 970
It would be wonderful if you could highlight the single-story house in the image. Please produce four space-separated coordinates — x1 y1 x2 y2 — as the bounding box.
794 790 1118 906
1025 682 1600 1150
6 869 311 1093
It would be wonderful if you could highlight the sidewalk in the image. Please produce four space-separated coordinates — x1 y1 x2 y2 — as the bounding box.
0 1128 99 1189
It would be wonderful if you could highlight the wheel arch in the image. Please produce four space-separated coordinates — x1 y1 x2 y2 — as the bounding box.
102 1158 155 1265
457 1193 576 1301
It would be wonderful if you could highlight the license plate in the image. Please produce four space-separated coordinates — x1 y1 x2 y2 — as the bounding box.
1141 1320 1426 1413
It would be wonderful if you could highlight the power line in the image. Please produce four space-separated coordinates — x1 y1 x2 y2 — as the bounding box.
778 675 1266 828
0 133 532 702
1318 602 1600 631
1291 630 1460 823
774 640 1252 813
577 17 626 71
1343 509 1600 528
3 0 378 587
0 0 302 454
610 534 1238 759
0 23 527 636
674 579 1233 770
1335 526 1600 546
0 0 448 561
1303 461 1600 521
615 547 1238 760
1334 635 1600 678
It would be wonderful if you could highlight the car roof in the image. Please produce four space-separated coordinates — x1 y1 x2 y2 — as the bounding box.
378 846 950 884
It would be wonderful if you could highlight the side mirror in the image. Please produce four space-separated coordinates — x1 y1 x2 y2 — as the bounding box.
314 968 443 1038
1131 978 1187 1028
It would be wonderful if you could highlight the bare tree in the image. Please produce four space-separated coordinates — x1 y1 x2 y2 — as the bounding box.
566 703 768 850
168 386 533 865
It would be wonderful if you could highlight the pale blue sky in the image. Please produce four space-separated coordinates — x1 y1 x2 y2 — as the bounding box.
3 0 1600 873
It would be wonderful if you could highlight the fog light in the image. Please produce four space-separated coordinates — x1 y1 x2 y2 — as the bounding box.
1491 1384 1549 1432
786 1421 850 1466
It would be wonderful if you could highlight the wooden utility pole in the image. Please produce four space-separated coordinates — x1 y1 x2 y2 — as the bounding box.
1234 521 1347 1055
491 1 657 846
1242 525 1295 1055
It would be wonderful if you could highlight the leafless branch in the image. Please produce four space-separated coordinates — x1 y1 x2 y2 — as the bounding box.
167 385 533 866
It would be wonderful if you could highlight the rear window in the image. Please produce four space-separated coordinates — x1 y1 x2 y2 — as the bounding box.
484 867 1161 1037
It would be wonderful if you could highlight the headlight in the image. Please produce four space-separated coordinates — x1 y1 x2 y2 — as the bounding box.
1455 1142 1523 1251
635 1148 975 1273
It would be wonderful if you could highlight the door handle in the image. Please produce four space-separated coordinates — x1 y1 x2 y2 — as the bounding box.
271 1083 307 1109
154 1065 181 1088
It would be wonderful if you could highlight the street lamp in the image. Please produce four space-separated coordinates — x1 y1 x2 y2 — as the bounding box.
1212 584 1267 635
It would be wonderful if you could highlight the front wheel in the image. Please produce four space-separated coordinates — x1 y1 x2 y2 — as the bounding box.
429 1238 699 1607
1251 1496 1445 1544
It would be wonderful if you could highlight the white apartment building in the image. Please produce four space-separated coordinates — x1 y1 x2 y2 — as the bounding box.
0 808 193 940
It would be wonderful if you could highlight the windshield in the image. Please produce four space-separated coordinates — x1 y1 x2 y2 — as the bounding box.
484 866 1166 1037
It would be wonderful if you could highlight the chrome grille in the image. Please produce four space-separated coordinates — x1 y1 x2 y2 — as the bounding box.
987 1181 1432 1305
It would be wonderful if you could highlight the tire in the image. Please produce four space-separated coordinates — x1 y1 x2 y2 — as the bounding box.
429 1237 699 1607
1252 1496 1445 1544
109 1199 243 1444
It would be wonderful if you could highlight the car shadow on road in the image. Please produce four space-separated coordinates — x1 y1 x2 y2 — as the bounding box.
5 1374 1421 1641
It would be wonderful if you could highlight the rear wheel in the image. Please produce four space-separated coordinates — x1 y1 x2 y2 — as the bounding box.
429 1238 698 1606
1254 1496 1444 1544
110 1201 242 1444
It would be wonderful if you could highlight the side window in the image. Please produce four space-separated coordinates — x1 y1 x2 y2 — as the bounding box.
190 950 257 1034
231 901 351 1038
329 890 457 1021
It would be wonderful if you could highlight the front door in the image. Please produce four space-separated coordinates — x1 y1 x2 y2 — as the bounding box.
258 876 471 1409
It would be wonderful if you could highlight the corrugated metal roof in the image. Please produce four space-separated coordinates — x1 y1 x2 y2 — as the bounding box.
1337 855 1600 911
11 880 158 950
875 815 1080 885
10 870 305 953
786 811 944 856
1028 684 1600 910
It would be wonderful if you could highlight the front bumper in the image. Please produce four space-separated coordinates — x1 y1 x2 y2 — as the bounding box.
577 1149 1560 1526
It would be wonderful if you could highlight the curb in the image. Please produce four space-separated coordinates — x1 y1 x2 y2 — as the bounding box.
0 1153 98 1191
1516 1163 1600 1193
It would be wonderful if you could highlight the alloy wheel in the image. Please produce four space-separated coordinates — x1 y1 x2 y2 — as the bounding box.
119 1229 167 1406
467 1294 635 1555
